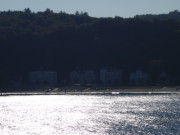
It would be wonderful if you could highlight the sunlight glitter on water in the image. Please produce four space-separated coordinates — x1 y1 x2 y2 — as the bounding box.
0 94 180 135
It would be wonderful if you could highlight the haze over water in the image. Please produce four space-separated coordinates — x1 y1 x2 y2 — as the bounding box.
0 94 180 135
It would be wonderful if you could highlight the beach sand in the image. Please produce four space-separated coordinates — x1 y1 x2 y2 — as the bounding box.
1 87 180 96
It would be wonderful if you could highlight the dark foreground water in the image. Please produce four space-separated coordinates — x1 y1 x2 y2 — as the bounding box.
0 94 180 135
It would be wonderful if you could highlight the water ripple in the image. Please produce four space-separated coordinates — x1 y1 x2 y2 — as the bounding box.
0 94 180 135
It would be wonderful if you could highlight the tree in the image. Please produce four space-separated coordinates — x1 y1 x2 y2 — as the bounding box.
44 8 53 14
24 8 31 14
82 12 89 17
75 11 80 16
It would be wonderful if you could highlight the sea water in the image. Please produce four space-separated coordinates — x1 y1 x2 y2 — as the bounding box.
0 94 180 135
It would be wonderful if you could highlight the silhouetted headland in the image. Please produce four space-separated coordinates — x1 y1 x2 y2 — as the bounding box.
1 9 180 92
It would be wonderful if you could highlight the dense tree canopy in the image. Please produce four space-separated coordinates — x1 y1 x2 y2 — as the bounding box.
0 9 180 87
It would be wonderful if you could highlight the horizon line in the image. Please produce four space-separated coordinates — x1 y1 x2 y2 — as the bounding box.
0 8 179 18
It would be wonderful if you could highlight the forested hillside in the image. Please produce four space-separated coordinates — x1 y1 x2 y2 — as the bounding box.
135 10 180 20
0 9 180 87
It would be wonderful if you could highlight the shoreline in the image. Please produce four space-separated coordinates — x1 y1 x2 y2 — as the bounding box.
1 88 180 96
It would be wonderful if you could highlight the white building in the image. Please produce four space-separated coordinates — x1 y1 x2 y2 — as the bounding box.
29 71 57 86
130 69 148 85
100 68 123 86
70 70 97 84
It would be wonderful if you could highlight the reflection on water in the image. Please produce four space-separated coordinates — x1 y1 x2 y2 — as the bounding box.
0 94 180 135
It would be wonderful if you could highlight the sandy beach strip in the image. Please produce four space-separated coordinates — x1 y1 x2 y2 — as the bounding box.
1 88 180 96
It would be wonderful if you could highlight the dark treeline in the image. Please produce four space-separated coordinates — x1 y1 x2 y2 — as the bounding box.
0 9 180 88
135 10 180 21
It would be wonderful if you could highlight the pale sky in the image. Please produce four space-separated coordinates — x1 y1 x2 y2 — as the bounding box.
0 0 179 18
